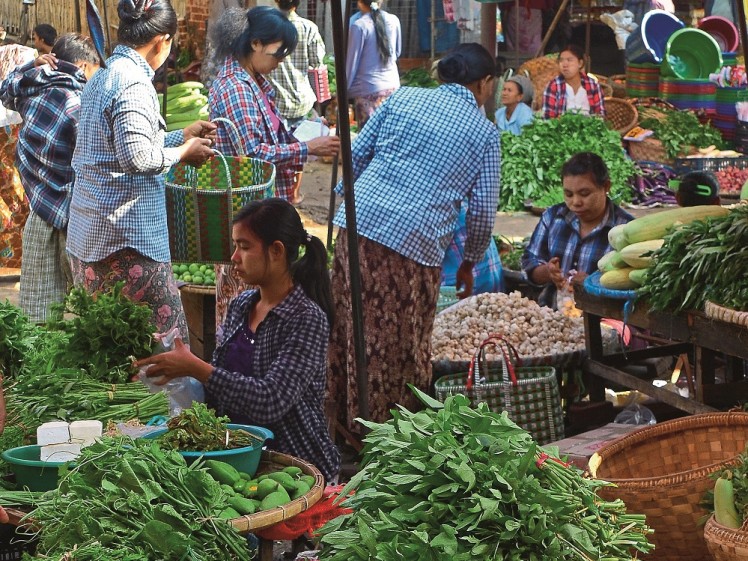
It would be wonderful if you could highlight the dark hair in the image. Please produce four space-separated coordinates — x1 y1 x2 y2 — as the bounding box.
561 152 609 187
117 0 178 48
209 7 247 64
276 0 300 11
437 43 497 85
359 0 392 64
233 199 334 326
34 24 57 47
52 33 102 66
233 6 298 62
559 43 585 62
676 171 720 207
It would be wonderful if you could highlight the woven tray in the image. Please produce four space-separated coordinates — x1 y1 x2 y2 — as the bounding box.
517 55 558 111
229 450 324 534
705 301 748 327
704 514 748 561
589 412 748 561
179 284 216 296
604 96 638 135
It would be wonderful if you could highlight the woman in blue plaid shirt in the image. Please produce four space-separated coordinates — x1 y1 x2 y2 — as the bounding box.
137 199 341 481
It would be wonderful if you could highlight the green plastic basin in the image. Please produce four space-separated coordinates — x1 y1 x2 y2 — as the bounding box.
661 28 722 80
1 445 69 491
143 423 273 477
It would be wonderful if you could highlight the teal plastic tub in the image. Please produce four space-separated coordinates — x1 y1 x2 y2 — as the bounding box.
661 28 722 80
143 423 273 477
1 445 68 492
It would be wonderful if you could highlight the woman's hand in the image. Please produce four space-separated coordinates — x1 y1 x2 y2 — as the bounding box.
183 120 217 144
455 260 475 299
179 137 214 167
134 338 214 384
306 135 341 157
547 257 565 289
34 53 58 69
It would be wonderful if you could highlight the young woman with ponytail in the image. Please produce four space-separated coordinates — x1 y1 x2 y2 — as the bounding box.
346 0 401 126
136 198 341 481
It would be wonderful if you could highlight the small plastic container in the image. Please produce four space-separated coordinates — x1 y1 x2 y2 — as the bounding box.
1 445 68 492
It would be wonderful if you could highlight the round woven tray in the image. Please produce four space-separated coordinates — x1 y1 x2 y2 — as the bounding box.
229 450 325 534
705 301 748 327
704 514 748 561
589 412 748 561
517 55 558 111
604 96 638 135
179 284 216 296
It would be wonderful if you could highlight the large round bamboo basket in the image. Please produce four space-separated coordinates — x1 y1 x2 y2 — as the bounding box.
705 514 748 561
604 97 638 135
517 56 558 111
229 450 325 534
589 412 748 561
705 301 748 327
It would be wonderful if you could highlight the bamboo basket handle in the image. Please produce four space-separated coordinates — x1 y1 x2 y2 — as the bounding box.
212 117 246 157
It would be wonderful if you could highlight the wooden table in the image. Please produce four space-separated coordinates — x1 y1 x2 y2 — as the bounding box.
574 283 748 414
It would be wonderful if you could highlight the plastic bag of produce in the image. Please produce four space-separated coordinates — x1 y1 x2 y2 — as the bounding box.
137 327 205 415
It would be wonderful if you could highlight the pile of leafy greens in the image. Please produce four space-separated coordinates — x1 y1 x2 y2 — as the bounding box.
499 113 636 211
638 108 723 160
317 388 653 561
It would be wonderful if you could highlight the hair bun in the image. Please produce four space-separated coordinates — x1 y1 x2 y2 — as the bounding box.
437 54 468 83
118 0 146 21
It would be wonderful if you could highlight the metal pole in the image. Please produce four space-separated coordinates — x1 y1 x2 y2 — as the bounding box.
514 0 519 68
737 0 748 69
326 156 339 249
584 0 592 65
101 0 112 55
431 0 436 61
330 0 370 422
481 3 497 117
74 0 83 33
535 0 570 58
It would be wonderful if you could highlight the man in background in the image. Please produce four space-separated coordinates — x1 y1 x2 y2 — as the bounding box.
32 24 57 54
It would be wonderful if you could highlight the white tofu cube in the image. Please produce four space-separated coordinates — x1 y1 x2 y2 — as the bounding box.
40 443 81 463
69 420 103 447
36 421 70 446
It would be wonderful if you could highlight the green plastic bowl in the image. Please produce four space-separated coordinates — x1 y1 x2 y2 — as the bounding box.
1 445 69 491
143 423 273 477
661 28 722 80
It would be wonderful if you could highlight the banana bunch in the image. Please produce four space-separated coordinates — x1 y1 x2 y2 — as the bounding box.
158 81 209 132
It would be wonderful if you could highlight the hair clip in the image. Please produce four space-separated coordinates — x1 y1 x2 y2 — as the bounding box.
142 0 154 11
370 2 380 9
668 179 714 196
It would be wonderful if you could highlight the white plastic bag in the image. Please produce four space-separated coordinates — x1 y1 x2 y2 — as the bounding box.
137 327 205 416
600 10 638 50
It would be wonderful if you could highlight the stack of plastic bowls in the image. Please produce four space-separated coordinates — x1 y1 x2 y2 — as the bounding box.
661 28 723 80
714 86 744 145
697 16 739 53
625 10 684 64
658 76 716 114
626 62 662 97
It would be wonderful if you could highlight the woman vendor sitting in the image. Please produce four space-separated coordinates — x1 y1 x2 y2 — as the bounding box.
542 44 606 119
495 74 534 135
136 199 340 482
521 152 633 308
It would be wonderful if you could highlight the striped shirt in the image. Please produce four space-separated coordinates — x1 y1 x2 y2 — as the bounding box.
206 285 341 481
210 56 306 201
268 11 326 120
333 83 501 266
521 201 634 277
0 60 86 229
68 45 184 263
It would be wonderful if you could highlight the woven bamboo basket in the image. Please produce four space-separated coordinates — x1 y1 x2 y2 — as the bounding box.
705 514 748 561
705 301 748 327
517 56 558 111
609 74 627 98
627 136 673 164
604 97 638 135
588 412 748 561
229 450 325 533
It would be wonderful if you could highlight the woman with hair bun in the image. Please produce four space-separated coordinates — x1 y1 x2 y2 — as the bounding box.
68 0 216 341
346 0 401 127
328 42 501 435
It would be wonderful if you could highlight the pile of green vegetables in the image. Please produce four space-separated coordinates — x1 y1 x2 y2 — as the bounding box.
159 402 261 451
324 55 337 97
317 389 654 561
400 68 439 89
638 204 748 312
500 113 637 211
16 437 251 561
702 447 748 526
638 109 723 161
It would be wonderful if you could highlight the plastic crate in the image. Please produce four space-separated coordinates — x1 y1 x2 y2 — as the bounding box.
673 156 748 174
436 286 458 313
0 524 35 561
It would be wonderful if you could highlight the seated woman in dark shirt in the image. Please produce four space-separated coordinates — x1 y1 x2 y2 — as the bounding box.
136 198 340 481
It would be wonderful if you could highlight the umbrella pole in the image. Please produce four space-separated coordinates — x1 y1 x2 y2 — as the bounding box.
737 0 748 69
535 0 570 58
326 155 339 250
330 0 370 423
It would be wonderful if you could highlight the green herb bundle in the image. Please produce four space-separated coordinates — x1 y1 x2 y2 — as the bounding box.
159 402 261 451
500 113 636 211
317 389 653 561
400 68 439 88
0 301 41 379
26 437 251 561
639 109 723 160
638 204 748 312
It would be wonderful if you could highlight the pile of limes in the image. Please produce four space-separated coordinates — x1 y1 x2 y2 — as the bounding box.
172 263 216 286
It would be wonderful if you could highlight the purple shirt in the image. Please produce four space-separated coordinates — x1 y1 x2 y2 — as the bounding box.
346 11 402 97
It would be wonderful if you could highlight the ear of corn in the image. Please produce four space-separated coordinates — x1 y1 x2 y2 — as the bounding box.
619 239 664 268
600 268 638 290
623 205 729 244
598 250 628 272
608 224 629 251
714 475 741 528
628 268 649 286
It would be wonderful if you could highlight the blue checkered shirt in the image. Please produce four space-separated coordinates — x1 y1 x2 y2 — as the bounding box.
68 45 184 263
206 285 341 481
521 201 634 276
333 83 501 266
0 60 86 229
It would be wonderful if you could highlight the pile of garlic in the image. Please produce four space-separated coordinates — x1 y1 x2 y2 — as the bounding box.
431 291 586 362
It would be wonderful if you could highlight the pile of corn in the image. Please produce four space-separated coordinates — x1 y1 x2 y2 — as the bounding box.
431 291 585 361
599 205 729 289
157 81 209 132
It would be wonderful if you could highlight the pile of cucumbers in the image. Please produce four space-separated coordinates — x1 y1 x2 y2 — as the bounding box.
206 459 316 518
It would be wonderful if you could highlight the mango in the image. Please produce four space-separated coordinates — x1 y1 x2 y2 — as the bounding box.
256 478 279 499
300 475 316 488
228 495 257 516
282 466 303 478
291 481 311 500
218 506 241 519
259 488 290 511
206 459 241 487
267 471 297 492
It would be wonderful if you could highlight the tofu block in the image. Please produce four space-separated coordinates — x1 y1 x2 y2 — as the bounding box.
69 420 103 447
40 443 81 463
36 421 70 446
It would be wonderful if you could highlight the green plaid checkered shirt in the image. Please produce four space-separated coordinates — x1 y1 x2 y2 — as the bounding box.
268 11 326 120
